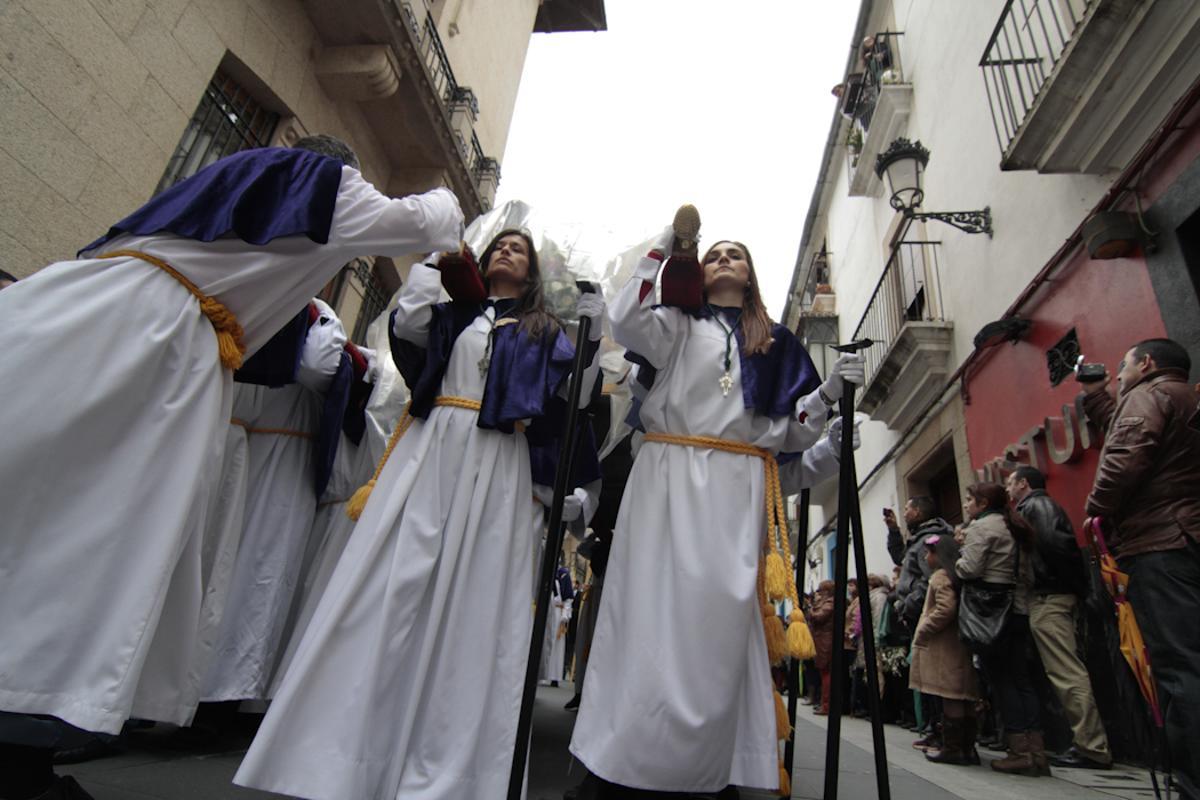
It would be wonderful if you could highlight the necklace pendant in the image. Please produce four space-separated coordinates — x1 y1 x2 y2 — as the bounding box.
477 355 490 378
719 371 733 397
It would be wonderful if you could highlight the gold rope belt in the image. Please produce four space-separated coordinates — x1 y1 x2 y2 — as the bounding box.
641 431 815 796
98 250 245 370
345 396 526 521
230 418 313 439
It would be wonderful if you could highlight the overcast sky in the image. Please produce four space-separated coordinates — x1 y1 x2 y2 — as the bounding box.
495 1 862 318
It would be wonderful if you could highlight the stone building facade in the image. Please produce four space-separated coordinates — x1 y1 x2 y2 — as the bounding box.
0 0 604 339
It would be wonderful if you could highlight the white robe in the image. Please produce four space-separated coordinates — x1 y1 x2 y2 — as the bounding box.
129 384 264 725
200 381 322 702
569 261 826 793
268 376 393 697
0 170 460 735
235 264 554 800
202 300 346 702
540 588 572 684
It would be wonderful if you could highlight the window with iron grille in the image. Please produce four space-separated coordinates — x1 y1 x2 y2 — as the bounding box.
319 258 391 346
155 71 279 194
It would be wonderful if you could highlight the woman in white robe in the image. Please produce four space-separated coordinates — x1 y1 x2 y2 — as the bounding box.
0 139 462 743
569 236 863 795
236 230 603 800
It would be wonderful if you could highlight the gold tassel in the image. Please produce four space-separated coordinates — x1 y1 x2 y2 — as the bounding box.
763 604 786 665
345 405 413 521
765 550 787 601
345 478 376 521
778 761 791 797
787 610 816 660
774 689 791 740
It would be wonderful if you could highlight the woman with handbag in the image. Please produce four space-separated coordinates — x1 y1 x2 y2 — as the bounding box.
954 482 1047 776
910 535 980 765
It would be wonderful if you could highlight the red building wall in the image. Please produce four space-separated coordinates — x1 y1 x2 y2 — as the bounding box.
962 108 1200 528
962 252 1167 527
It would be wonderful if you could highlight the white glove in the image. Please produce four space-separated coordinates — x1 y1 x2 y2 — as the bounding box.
561 488 585 522
424 251 443 268
828 416 862 451
819 353 866 404
576 292 606 341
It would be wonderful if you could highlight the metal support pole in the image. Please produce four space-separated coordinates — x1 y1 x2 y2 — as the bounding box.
841 389 891 800
822 453 851 800
823 339 891 800
784 489 811 774
507 299 594 800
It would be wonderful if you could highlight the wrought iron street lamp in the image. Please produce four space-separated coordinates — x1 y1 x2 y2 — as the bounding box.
875 138 993 237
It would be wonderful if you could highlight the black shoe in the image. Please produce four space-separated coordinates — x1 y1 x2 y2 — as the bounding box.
52 735 123 765
1050 748 1112 770
671 204 701 256
564 693 582 711
34 775 97 799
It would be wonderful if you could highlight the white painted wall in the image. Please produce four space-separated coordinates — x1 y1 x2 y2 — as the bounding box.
795 0 1115 577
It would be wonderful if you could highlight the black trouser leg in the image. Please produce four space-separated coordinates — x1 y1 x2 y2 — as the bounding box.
982 615 1041 734
1123 543 1200 800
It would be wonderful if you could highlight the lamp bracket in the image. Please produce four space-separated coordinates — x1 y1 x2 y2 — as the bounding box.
909 207 992 237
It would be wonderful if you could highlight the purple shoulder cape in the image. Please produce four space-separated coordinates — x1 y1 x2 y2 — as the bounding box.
78 148 344 256
388 302 574 433
625 306 822 428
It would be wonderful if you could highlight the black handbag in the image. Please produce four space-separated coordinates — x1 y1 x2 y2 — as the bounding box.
958 549 1019 653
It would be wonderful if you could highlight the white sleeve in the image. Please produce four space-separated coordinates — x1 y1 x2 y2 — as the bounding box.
778 436 841 494
607 257 681 370
782 389 829 453
391 262 445 348
568 480 602 539
328 169 463 257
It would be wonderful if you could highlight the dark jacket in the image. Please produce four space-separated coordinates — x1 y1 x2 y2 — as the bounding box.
1083 369 1200 557
1018 490 1086 596
888 517 954 628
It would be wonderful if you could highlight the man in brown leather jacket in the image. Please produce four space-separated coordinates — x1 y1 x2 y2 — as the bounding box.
1083 337 1200 799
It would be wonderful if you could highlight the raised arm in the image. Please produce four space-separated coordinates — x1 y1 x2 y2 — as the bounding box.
390 261 444 348
608 254 681 369
328 168 462 256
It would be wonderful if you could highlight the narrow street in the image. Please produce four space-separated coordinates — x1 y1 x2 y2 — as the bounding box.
59 683 1158 800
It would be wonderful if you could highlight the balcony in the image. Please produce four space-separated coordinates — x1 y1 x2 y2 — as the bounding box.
840 33 912 198
980 0 1200 173
303 0 505 217
853 241 954 431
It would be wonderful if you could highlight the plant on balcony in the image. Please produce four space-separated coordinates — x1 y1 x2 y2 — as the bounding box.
846 126 863 154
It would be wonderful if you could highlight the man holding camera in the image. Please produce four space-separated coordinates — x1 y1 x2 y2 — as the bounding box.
1083 337 1200 798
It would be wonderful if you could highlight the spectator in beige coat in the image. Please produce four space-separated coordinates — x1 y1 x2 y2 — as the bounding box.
955 482 1047 777
911 534 979 766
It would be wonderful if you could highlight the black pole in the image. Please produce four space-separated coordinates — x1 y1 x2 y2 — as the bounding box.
507 293 595 800
841 390 891 800
822 449 851 800
784 489 811 774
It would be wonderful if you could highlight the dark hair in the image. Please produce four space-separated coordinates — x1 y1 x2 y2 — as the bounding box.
479 229 559 339
1133 338 1191 374
700 240 774 356
924 534 963 589
1011 466 1045 490
292 134 360 170
966 482 1035 550
906 495 937 522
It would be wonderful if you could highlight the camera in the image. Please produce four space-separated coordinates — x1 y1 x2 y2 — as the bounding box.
1074 354 1107 384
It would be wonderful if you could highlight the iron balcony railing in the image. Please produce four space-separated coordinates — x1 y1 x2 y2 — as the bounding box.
851 240 945 387
840 31 904 135
979 0 1091 157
